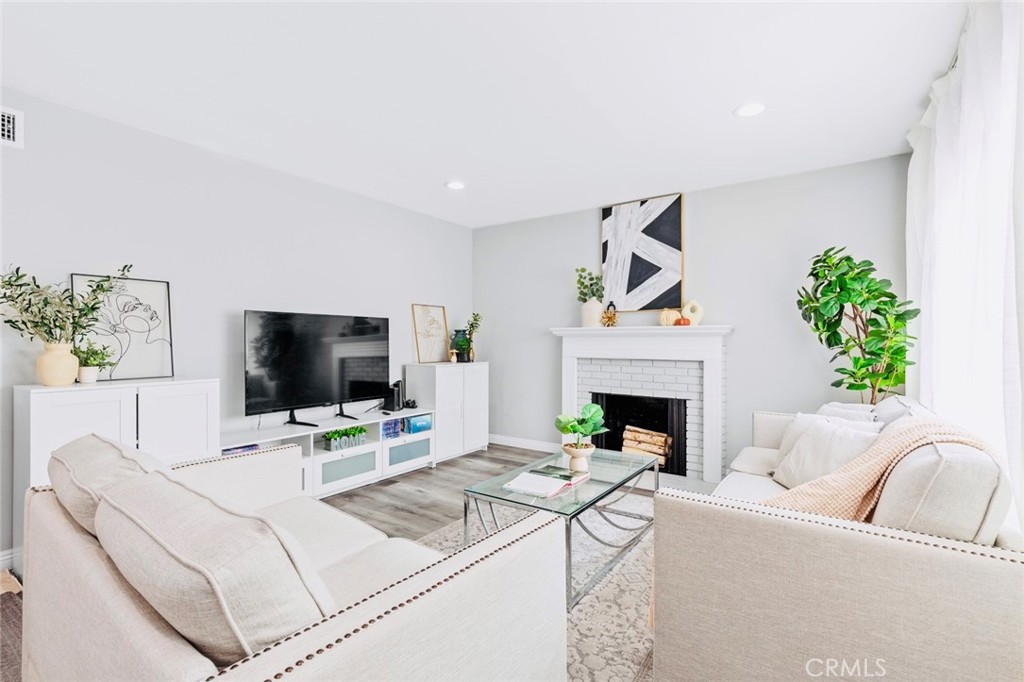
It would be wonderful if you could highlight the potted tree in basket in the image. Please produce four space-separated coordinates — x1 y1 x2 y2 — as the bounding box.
71 339 115 384
555 403 610 473
796 246 919 404
0 265 132 386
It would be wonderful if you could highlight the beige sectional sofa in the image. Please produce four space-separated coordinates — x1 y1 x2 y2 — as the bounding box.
653 397 1024 681
23 435 568 682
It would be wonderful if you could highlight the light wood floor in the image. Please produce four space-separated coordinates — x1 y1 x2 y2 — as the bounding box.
321 444 541 539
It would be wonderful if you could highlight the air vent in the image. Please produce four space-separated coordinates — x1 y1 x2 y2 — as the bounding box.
1 107 24 148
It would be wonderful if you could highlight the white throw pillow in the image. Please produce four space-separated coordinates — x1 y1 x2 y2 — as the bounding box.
816 404 879 422
822 401 875 412
773 421 879 489
777 413 883 459
48 433 165 535
873 395 937 426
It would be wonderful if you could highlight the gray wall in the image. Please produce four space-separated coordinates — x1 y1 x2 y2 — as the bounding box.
473 155 909 457
0 89 473 555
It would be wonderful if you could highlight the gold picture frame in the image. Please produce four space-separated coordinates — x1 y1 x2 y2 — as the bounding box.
600 193 684 312
411 304 450 363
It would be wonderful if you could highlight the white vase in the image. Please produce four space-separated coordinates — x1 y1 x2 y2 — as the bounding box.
36 343 79 387
581 299 604 327
77 366 100 384
562 443 596 472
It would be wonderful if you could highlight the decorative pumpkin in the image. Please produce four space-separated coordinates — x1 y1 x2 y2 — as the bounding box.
681 299 704 326
659 308 682 326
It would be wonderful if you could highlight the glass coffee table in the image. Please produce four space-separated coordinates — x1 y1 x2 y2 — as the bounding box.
463 448 658 609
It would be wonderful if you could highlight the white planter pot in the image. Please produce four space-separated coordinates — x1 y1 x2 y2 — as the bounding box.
580 299 604 328
562 443 596 472
77 366 101 384
36 343 78 387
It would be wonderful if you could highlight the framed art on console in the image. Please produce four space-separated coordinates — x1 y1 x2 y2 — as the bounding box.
411 303 449 363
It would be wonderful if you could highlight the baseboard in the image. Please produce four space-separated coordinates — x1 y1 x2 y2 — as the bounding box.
488 434 561 454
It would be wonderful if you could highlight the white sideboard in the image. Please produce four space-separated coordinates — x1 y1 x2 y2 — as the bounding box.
405 362 489 462
12 378 220 575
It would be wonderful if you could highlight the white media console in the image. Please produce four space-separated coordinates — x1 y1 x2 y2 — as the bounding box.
220 407 437 499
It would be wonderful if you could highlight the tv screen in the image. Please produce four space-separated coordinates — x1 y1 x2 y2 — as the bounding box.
244 310 390 416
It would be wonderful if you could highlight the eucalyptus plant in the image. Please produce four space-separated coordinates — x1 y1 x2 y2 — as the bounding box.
575 267 605 303
0 265 132 344
796 247 919 404
465 312 482 344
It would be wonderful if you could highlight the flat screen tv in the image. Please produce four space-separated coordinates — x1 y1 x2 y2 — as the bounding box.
244 310 390 419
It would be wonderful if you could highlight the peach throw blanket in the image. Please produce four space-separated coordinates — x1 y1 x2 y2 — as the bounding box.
760 418 988 521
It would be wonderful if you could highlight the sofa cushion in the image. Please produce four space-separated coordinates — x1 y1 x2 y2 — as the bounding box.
872 395 936 426
257 496 387 571
773 421 878 489
729 446 783 477
816 404 879 422
777 414 883 458
95 472 335 666
48 433 164 535
711 472 788 503
319 538 444 608
873 442 1012 545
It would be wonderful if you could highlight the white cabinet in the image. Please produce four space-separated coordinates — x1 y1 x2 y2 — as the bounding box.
405 363 488 462
12 378 219 576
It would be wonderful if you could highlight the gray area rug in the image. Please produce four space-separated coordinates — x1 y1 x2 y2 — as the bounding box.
0 592 22 682
418 494 655 682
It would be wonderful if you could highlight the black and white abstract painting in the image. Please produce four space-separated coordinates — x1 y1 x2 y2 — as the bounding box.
71 274 174 380
601 193 683 311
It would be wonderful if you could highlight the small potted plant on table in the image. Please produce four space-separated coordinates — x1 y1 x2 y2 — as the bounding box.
71 339 115 384
555 403 610 472
323 426 368 452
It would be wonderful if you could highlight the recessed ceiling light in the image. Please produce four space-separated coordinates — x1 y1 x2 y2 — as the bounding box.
445 180 466 190
733 102 766 118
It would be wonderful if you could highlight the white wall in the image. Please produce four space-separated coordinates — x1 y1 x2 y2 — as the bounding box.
0 89 473 556
473 155 909 457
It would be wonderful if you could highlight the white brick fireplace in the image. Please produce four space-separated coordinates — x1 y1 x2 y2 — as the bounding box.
551 326 733 485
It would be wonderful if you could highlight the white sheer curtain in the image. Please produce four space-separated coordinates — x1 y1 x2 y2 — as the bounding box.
906 1 1024 535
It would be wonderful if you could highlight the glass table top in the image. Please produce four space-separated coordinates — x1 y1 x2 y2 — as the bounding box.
464 449 657 518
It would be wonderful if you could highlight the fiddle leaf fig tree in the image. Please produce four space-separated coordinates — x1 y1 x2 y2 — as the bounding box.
796 247 919 404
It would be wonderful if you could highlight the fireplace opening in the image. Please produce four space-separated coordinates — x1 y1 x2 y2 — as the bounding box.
591 393 687 476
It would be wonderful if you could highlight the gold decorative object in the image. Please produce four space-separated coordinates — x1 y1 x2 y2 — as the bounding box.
601 309 618 327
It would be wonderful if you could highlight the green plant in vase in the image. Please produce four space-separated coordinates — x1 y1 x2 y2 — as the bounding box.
796 246 919 404
575 267 605 327
0 264 132 386
465 312 482 361
554 403 610 473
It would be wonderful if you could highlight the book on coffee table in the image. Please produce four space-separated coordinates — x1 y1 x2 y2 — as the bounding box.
501 467 590 498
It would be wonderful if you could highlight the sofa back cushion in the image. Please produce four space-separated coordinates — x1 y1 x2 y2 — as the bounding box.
95 471 335 666
48 434 164 535
873 441 1011 545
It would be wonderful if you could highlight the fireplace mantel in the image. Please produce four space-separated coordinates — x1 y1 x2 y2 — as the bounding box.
551 325 733 483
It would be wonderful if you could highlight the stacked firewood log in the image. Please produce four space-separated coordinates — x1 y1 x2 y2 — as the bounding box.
621 425 672 466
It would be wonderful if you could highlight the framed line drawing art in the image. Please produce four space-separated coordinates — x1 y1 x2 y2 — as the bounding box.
601 193 684 311
70 273 174 380
411 304 449 363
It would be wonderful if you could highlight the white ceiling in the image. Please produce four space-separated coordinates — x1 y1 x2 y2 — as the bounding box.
1 2 965 228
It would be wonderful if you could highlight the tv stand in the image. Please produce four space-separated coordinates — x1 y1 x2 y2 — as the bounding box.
285 409 318 427
337 400 384 421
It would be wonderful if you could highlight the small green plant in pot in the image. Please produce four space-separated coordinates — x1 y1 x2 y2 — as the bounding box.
575 267 605 328
796 246 920 404
323 425 368 451
555 403 610 472
72 339 115 384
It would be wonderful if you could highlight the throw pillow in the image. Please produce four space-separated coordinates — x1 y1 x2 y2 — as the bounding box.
873 395 937 426
773 421 879 489
48 433 165 535
95 471 335 667
816 404 879 422
777 413 883 459
822 401 875 412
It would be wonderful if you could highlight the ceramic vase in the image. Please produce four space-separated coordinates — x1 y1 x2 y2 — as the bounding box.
77 366 100 384
37 343 79 387
562 443 596 473
450 329 471 362
581 299 604 328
